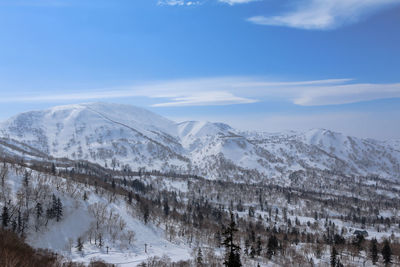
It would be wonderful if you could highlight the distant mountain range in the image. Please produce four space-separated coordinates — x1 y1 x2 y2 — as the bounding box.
0 102 399 181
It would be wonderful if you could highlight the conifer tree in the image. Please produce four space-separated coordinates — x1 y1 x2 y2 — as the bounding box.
266 235 278 259
370 238 379 265
36 202 43 220
222 213 241 267
331 246 337 267
51 163 56 175
250 246 256 258
196 247 203 267
1 206 9 228
76 237 83 252
23 171 29 187
55 197 63 222
128 191 133 204
382 240 392 265
256 236 262 256
163 199 170 217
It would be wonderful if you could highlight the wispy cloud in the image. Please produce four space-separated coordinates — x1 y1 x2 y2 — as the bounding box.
1 77 400 107
158 0 258 6
218 0 259 5
248 0 400 30
152 91 256 106
157 0 202 6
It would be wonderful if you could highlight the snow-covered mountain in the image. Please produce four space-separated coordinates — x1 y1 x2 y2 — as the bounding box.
1 102 399 181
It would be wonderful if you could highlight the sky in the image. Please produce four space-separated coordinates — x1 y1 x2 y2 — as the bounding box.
0 0 400 140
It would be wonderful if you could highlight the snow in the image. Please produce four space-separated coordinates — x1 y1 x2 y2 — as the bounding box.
1 102 400 182
2 164 192 266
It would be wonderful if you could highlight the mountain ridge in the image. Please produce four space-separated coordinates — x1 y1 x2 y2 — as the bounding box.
0 102 399 181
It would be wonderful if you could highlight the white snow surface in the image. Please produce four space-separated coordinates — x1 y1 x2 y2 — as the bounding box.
1 102 400 181
4 166 191 266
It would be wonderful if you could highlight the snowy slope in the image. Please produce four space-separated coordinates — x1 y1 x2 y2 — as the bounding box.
0 103 399 181
0 103 189 172
3 164 191 266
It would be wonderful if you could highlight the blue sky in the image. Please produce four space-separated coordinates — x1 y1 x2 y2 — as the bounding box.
0 0 400 139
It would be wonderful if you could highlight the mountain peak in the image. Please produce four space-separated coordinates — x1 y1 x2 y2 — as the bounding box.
0 103 399 180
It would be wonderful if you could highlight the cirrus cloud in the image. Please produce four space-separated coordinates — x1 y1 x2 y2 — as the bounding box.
1 77 400 107
248 0 400 30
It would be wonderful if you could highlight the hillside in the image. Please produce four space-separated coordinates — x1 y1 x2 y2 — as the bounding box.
0 103 399 183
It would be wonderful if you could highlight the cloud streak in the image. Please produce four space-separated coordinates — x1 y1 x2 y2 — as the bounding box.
158 0 258 6
157 0 202 6
248 0 400 30
1 77 400 107
218 0 259 5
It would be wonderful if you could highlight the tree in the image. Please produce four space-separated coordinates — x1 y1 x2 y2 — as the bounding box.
76 237 84 252
141 203 150 224
382 240 392 265
23 171 29 187
163 199 170 217
222 213 241 267
35 202 43 231
267 235 278 259
248 206 255 217
256 236 262 256
128 191 132 204
55 197 63 222
331 246 337 267
47 195 62 222
370 238 379 265
1 206 9 228
250 246 256 258
98 233 103 248
51 163 56 175
196 248 203 266
36 203 43 220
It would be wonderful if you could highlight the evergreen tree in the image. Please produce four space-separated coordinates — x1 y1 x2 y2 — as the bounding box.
266 235 278 259
36 202 43 220
51 163 56 175
23 171 29 187
330 246 337 267
163 199 170 217
17 210 22 233
76 237 83 252
222 213 242 267
52 194 57 214
250 246 256 258
256 236 262 256
55 197 63 222
196 247 203 266
382 240 392 265
11 219 17 232
46 206 54 220
236 199 244 212
248 206 255 217
1 206 9 228
128 191 133 204
244 239 250 255
142 203 150 224
370 238 379 265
